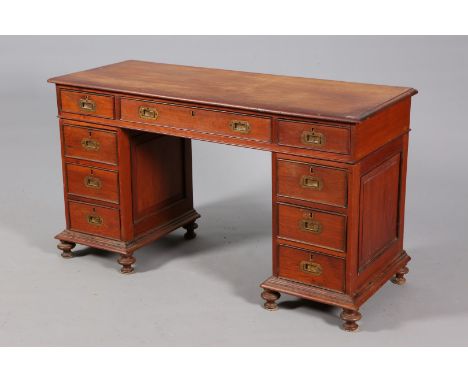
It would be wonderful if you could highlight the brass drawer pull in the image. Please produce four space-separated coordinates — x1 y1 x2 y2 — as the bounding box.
87 214 103 226
139 106 158 120
301 130 325 146
300 260 323 276
78 96 96 112
230 120 251 134
84 176 102 189
300 219 322 234
81 138 100 151
300 175 323 190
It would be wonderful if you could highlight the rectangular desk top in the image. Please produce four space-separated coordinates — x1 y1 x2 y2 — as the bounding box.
48 60 417 123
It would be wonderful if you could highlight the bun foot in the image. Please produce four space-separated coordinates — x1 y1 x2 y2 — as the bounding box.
340 309 362 332
183 221 198 240
57 240 76 259
391 266 409 285
261 289 281 311
118 253 136 274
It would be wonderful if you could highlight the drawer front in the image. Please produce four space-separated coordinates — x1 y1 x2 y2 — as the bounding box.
278 204 346 252
63 125 118 165
68 201 120 239
66 164 119 204
278 120 350 154
60 90 115 119
278 245 345 292
120 98 272 142
277 159 347 207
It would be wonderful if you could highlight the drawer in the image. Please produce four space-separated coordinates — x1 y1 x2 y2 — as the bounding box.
120 98 272 142
63 125 118 165
68 201 120 239
277 159 347 207
278 120 350 154
277 204 346 252
66 163 119 204
278 245 345 293
60 89 115 119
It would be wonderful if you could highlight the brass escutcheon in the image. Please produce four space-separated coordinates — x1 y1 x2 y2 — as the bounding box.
139 106 158 120
78 96 96 112
300 175 323 190
81 138 100 151
301 130 325 146
300 260 323 276
300 219 322 234
87 214 103 226
84 176 102 189
230 120 251 134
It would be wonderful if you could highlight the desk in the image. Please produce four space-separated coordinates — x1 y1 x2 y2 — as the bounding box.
49 61 417 331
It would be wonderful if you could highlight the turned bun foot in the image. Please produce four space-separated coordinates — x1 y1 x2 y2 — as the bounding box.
340 309 362 332
391 266 409 285
118 253 136 274
183 221 198 240
57 240 76 259
261 289 281 311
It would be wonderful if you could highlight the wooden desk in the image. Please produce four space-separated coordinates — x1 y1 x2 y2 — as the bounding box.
49 61 417 331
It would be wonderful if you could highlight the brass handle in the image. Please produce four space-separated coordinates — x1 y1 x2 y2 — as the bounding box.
84 176 102 189
230 120 251 134
301 130 325 146
139 106 158 120
300 261 323 276
300 219 322 234
78 96 96 112
300 175 323 190
87 214 103 226
81 138 100 151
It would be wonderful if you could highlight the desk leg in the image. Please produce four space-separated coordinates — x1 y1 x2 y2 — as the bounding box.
118 252 136 274
183 221 198 240
57 240 75 259
261 289 281 311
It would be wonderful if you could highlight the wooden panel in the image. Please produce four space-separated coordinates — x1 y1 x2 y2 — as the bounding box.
276 158 347 207
132 134 185 222
68 201 120 240
63 125 118 165
66 163 119 204
358 154 401 272
49 60 417 122
277 204 347 252
60 89 115 119
278 120 350 154
278 245 345 293
120 98 272 142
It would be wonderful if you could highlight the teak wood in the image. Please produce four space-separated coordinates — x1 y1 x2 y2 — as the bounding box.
49 60 417 331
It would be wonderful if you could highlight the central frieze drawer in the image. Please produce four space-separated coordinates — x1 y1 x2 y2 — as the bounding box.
277 204 347 253
120 98 272 142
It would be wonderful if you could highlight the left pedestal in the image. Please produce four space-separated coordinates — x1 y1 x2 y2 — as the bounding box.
55 119 199 273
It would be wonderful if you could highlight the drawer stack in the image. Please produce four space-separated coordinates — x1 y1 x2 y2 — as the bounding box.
274 120 350 294
61 106 121 240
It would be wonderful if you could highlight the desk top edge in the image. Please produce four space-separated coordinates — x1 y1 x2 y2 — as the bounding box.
48 60 418 123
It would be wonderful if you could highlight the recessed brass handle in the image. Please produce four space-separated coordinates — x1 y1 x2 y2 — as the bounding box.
87 214 103 226
300 260 323 276
81 138 100 151
300 219 322 234
84 176 102 189
78 96 96 112
230 120 251 134
300 175 323 190
139 106 158 120
301 130 325 146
